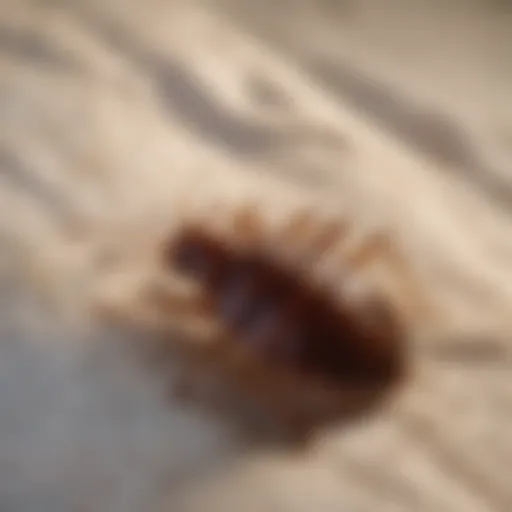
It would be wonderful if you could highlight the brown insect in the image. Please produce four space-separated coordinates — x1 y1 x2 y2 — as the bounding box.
93 199 432 443
168 228 402 388
146 205 424 442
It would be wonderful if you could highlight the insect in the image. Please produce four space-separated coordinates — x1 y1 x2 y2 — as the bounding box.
167 226 402 388
143 203 425 442
93 198 432 443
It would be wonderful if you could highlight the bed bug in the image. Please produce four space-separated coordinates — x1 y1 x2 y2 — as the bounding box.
93 197 431 442
145 204 425 442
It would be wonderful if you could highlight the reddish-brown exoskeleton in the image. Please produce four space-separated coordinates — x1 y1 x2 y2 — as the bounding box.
168 228 402 389
94 202 429 443
155 206 419 442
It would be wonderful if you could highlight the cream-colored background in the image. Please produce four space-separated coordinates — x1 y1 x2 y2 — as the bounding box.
0 1 511 511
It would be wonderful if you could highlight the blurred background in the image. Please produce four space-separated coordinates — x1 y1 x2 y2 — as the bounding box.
0 1 511 511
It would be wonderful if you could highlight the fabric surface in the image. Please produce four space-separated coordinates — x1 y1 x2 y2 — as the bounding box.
0 1 511 511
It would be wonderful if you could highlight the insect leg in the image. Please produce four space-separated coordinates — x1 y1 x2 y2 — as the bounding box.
378 240 442 326
278 209 317 247
342 232 391 270
93 271 214 333
344 233 439 325
276 210 349 265
303 217 350 261
231 203 264 238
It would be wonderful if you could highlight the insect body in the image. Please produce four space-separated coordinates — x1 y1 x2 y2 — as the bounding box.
160 207 413 440
169 227 402 390
95 203 422 442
